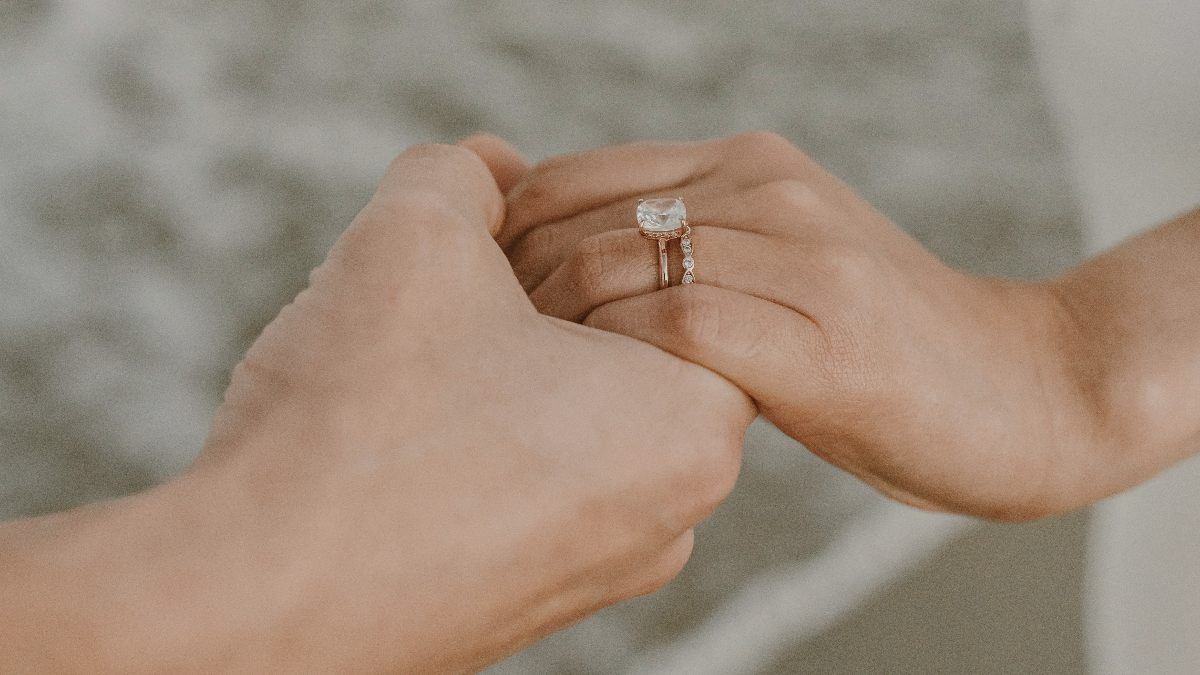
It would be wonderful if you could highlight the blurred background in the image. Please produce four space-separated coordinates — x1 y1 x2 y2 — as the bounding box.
1 1 1090 673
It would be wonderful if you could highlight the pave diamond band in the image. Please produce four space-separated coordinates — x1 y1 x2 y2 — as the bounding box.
680 229 695 285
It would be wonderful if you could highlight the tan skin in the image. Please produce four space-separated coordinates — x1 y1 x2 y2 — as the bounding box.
505 131 1200 522
1 131 1197 671
0 139 754 673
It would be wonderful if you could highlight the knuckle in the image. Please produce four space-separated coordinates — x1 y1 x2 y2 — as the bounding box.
508 224 559 280
729 129 796 157
663 411 745 521
759 178 824 215
392 142 477 171
530 152 574 179
459 132 506 149
641 537 695 595
662 290 725 352
366 192 475 249
517 221 558 258
378 187 454 220
819 244 877 296
573 231 612 265
569 235 613 290
686 438 744 515
516 155 571 201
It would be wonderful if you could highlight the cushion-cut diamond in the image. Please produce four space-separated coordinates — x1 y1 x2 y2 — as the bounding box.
637 198 686 233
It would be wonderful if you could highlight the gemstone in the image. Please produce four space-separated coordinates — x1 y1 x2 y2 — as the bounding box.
683 258 695 270
637 198 687 233
682 272 695 284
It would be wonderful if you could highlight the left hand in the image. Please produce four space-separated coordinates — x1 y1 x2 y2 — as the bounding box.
501 131 1106 521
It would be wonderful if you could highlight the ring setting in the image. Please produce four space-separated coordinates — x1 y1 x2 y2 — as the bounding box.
637 197 689 239
637 197 694 288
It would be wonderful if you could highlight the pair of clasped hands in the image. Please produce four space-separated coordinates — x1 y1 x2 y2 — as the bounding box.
156 133 1182 671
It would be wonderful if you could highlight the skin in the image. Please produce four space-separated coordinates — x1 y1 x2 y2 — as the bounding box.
1 130 1195 671
508 130 1200 522
0 138 755 673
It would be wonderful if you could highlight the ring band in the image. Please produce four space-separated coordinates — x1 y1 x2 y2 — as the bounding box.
680 228 695 285
656 239 670 289
637 197 689 289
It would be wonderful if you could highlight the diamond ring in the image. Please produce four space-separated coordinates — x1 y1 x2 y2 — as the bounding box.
637 197 689 289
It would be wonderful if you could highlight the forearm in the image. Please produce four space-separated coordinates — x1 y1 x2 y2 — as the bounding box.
0 431 601 674
0 473 297 673
1051 206 1200 489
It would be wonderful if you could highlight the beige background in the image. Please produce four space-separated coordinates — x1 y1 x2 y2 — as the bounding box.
1 1 1089 672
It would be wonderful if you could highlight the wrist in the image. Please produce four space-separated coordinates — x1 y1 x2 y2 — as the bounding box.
962 275 1109 514
1043 271 1195 500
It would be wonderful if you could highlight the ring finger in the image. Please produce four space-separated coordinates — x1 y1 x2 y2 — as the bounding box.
509 179 813 291
530 225 803 323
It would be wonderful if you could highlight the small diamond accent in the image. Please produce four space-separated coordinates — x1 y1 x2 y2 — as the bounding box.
682 272 695 284
683 258 695 270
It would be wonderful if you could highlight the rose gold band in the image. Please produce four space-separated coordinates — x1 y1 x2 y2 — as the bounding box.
656 239 670 289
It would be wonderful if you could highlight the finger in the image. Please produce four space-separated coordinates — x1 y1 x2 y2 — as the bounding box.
507 181 727 290
584 285 831 416
530 226 787 323
501 131 826 251
619 530 696 601
499 139 720 248
323 143 511 300
512 179 841 293
368 142 506 238
459 133 532 197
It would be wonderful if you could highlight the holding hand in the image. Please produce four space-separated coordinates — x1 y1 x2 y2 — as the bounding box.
504 131 1109 521
1 139 754 674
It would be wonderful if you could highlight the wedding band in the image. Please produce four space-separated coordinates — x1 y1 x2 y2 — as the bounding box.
680 228 695 285
637 197 688 289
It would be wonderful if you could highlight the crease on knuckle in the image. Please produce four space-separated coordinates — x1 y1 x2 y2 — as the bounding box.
664 290 724 352
509 224 559 283
569 235 614 296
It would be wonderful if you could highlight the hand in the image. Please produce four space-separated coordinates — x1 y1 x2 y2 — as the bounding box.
4 138 754 674
503 131 1105 521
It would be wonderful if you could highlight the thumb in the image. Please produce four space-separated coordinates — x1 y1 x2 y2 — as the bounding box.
584 285 831 416
459 133 532 198
369 142 507 239
320 143 510 298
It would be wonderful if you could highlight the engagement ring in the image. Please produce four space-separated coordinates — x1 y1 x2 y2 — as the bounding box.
637 197 691 289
